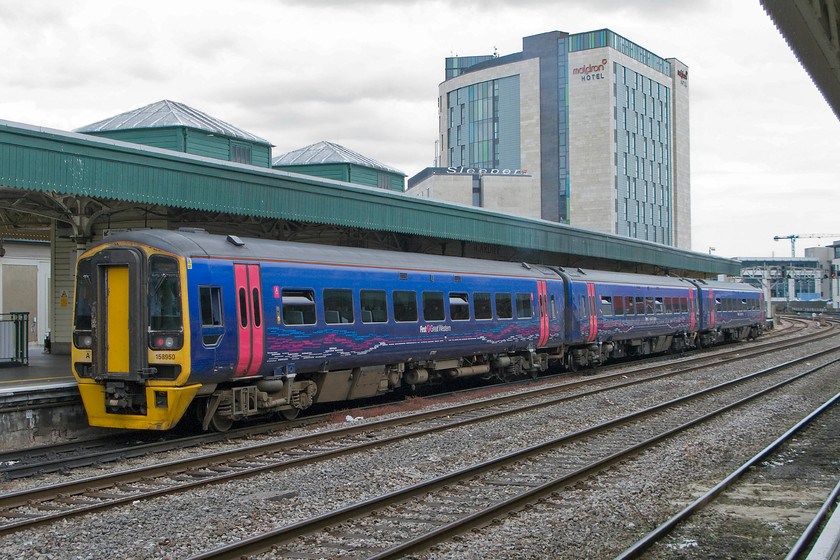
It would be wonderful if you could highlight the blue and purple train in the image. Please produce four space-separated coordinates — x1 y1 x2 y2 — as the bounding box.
71 228 765 431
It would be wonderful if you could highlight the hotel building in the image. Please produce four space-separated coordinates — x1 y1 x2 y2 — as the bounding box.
407 29 691 249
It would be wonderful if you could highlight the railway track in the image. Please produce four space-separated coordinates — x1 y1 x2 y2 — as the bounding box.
616 391 840 559
0 316 817 481
180 346 840 560
1 325 837 556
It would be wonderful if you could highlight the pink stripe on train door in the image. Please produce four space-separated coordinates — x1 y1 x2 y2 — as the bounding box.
246 264 264 376
234 264 264 376
587 283 598 342
537 280 549 347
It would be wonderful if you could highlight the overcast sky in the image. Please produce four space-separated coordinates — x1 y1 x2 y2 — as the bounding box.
2 0 838 259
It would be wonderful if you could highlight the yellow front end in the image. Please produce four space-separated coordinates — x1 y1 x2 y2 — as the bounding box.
76 382 202 430
71 241 199 430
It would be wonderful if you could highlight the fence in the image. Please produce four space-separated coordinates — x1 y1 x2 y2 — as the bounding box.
0 312 29 367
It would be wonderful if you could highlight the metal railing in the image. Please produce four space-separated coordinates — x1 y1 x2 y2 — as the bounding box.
0 312 29 367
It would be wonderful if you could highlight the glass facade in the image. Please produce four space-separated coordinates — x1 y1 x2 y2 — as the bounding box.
614 63 672 244
447 80 500 170
445 56 495 80
569 29 671 76
557 37 570 223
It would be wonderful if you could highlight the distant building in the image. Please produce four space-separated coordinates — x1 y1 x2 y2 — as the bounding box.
407 29 691 249
739 256 827 305
76 100 274 167
273 141 406 192
805 241 840 308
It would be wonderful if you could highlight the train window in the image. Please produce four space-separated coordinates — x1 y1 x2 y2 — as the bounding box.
645 297 655 315
282 289 316 325
423 292 445 321
581 296 589 318
252 288 262 328
199 287 223 326
664 297 672 314
238 288 248 328
73 258 93 331
474 292 492 320
624 296 634 316
636 296 645 315
680 297 688 313
654 297 664 314
360 290 388 323
149 256 182 331
394 290 418 322
599 296 613 316
495 293 513 319
551 295 557 319
323 289 354 324
449 293 470 321
516 293 532 319
613 295 624 316
715 298 722 312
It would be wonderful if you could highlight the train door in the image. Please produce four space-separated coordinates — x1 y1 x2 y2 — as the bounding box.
105 266 130 374
586 283 597 342
234 263 264 376
537 280 549 347
688 289 696 331
91 247 146 378
708 289 715 329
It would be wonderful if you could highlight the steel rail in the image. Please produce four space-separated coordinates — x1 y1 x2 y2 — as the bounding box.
0 333 837 537
784 477 840 560
186 352 840 559
0 313 816 480
614 391 840 560
0 313 825 481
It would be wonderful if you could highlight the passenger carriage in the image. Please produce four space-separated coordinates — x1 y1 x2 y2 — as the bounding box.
72 229 566 430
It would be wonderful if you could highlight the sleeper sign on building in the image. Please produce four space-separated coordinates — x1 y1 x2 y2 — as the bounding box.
447 167 528 175
573 58 608 82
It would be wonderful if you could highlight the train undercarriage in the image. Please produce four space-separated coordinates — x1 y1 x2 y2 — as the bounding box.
566 324 764 371
195 348 559 431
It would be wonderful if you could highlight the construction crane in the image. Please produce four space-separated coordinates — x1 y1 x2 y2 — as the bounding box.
773 234 840 257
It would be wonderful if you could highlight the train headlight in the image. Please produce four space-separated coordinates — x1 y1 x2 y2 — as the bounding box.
74 332 93 349
149 332 183 350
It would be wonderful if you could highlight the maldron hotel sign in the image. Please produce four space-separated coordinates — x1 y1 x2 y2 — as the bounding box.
573 58 608 81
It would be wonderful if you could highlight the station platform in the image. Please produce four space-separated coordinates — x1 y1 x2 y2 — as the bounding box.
0 343 74 392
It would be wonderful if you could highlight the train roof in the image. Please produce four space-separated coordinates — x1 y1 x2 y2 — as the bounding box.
93 228 564 279
691 278 763 293
557 267 695 288
558 267 761 293
92 229 762 292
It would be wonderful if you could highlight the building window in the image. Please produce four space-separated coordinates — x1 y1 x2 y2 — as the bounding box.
231 142 251 164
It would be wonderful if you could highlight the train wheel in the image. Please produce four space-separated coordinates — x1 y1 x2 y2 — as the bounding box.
200 397 233 432
209 413 233 432
280 408 300 421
